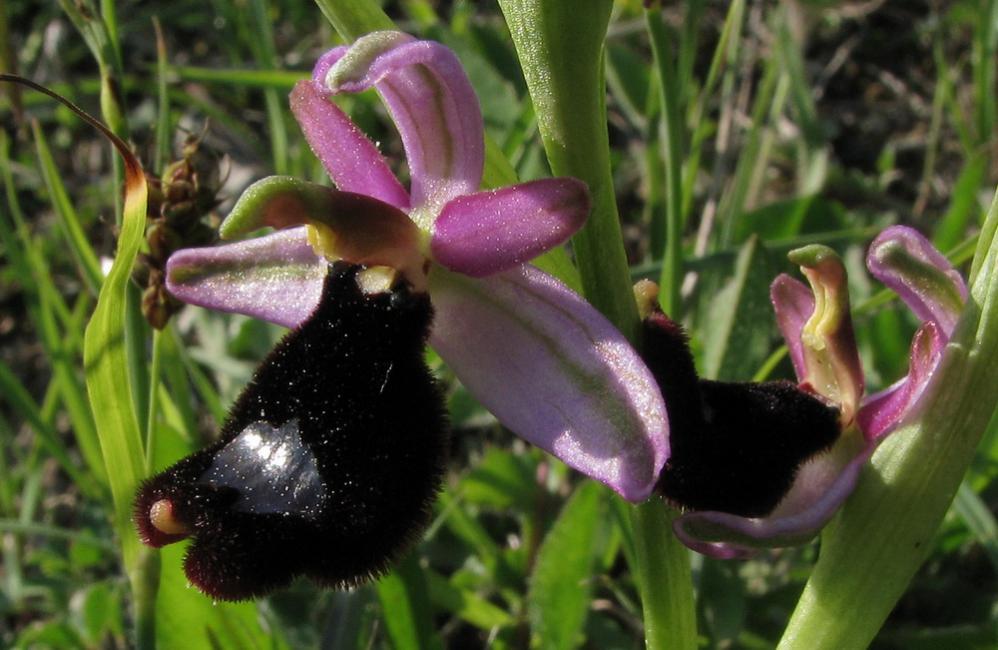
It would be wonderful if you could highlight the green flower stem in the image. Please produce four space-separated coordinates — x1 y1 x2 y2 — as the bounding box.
778 191 998 649
498 0 640 340
131 545 160 650
498 2 695 648
629 503 697 650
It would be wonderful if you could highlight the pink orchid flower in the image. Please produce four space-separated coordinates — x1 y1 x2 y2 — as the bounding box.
164 31 669 503
672 226 967 558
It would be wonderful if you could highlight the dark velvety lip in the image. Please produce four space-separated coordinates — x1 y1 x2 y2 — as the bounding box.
134 263 449 600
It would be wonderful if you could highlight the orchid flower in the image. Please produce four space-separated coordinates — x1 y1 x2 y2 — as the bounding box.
134 32 668 599
666 226 967 558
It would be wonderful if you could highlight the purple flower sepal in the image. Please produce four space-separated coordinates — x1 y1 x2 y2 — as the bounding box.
672 226 967 558
162 31 668 504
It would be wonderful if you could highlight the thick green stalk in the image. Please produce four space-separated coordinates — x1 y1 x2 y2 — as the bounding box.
497 2 696 648
131 546 161 650
629 503 696 650
498 0 640 340
779 190 998 649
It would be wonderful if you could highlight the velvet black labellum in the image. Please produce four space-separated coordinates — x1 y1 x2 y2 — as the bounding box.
135 263 448 600
642 311 840 518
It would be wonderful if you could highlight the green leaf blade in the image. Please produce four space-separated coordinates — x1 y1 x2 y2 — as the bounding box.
528 482 605 650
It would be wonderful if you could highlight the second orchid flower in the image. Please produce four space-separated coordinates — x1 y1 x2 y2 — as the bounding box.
659 226 967 558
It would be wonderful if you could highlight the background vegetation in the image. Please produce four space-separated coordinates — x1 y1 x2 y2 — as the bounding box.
1 0 996 648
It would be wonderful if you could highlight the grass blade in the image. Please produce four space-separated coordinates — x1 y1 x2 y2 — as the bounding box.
376 553 442 650
952 481 998 574
528 481 604 650
0 361 92 490
932 154 987 253
426 569 514 630
700 236 774 381
31 120 103 294
313 0 394 42
646 9 685 315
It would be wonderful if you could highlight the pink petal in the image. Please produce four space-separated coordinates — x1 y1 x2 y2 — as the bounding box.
289 80 409 210
324 32 485 213
166 228 324 329
856 321 945 440
770 274 814 383
427 265 669 502
430 178 590 277
867 226 968 337
672 442 875 558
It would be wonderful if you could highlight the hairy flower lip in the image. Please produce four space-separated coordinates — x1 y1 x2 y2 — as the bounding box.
140 263 449 600
672 443 873 559
639 303 841 531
